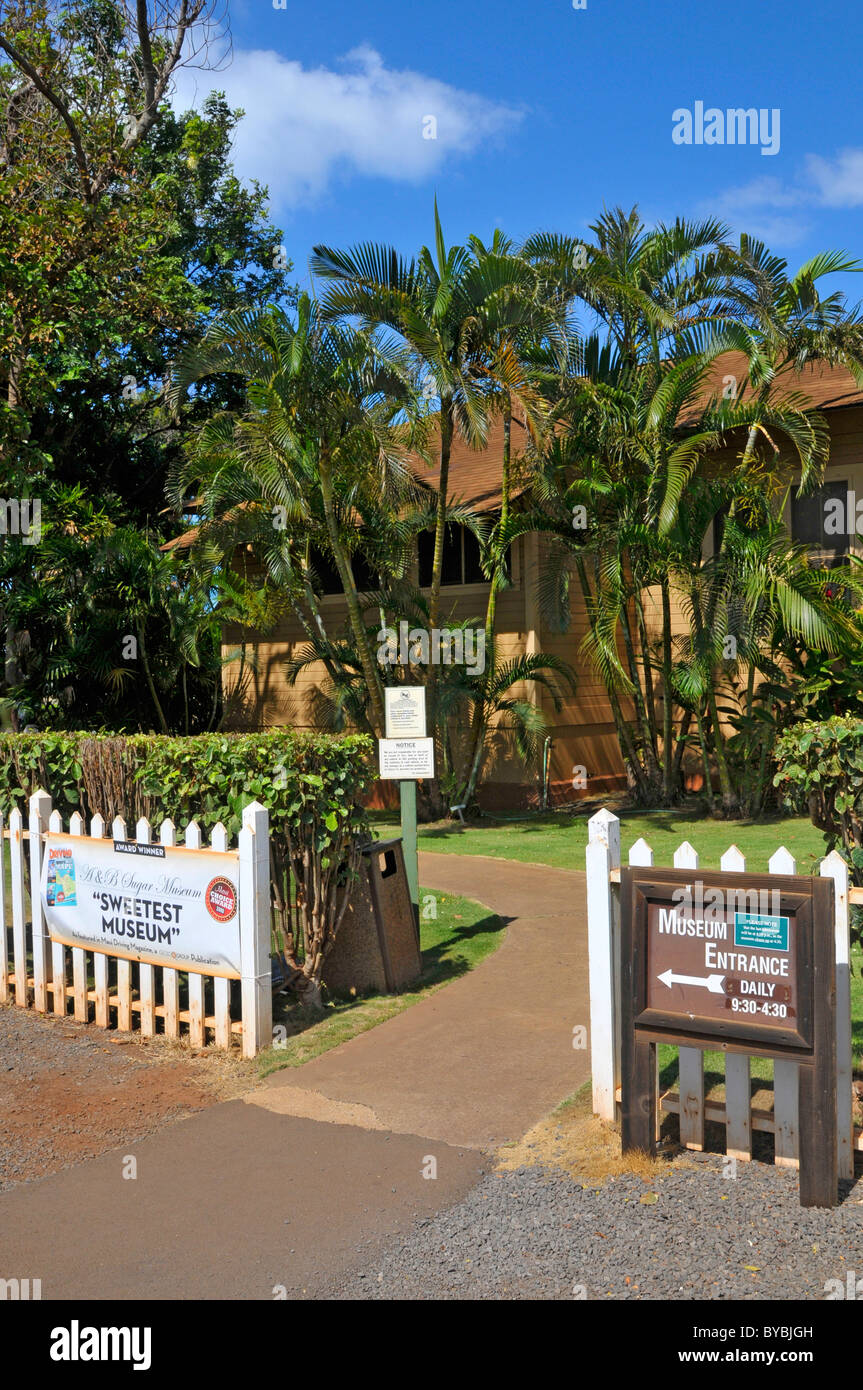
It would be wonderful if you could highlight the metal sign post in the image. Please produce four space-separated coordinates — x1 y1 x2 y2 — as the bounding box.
380 688 430 929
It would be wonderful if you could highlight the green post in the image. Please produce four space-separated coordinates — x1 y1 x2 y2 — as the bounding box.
400 778 419 927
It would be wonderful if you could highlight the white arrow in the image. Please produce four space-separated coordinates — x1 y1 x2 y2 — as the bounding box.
657 968 725 995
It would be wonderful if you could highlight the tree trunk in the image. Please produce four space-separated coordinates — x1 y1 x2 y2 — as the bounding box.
319 453 386 733
660 575 675 800
137 623 170 734
460 402 511 804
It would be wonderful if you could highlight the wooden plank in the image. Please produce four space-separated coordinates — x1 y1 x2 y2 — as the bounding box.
628 838 658 1136
769 847 799 1167
239 801 272 1060
185 820 205 1045
160 818 180 1038
29 791 53 1012
720 845 746 873
678 1046 706 1151
117 960 133 1032
661 1091 776 1135
9 808 27 1005
72 948 88 1023
586 809 621 1119
671 841 704 1150
46 806 67 1016
94 953 110 1029
188 973 206 1048
619 868 656 1156
51 940 67 1017
673 841 699 871
68 809 88 1022
0 813 7 1004
725 1053 752 1161
136 816 156 1037
90 816 109 1027
773 1060 799 1168
821 851 853 1181
211 822 232 1049
799 877 838 1207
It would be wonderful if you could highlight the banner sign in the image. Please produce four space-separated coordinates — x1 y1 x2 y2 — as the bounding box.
40 834 243 979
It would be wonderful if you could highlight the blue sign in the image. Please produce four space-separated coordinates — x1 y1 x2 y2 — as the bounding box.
734 912 789 952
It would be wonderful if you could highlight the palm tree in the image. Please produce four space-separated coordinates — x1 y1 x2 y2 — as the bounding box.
717 238 863 474
312 206 547 631
169 295 421 734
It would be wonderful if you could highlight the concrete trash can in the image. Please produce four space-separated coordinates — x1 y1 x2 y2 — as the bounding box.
322 838 421 996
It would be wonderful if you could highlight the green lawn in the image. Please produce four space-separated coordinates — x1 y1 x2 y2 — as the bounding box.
372 807 829 874
257 886 505 1076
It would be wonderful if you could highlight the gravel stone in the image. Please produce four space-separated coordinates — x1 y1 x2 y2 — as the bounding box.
325 1155 863 1300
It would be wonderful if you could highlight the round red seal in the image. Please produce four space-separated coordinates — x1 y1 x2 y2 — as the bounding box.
205 876 237 923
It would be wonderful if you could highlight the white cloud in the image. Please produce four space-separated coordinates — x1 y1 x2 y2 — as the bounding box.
698 145 863 246
172 45 523 207
805 149 863 208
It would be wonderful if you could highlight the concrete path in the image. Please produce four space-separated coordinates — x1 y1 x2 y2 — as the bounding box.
0 855 589 1299
252 853 591 1148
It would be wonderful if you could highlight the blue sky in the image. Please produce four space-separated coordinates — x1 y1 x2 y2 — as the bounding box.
174 0 863 302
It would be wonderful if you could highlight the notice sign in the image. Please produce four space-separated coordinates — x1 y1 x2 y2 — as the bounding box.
40 834 242 978
384 686 426 740
378 737 435 780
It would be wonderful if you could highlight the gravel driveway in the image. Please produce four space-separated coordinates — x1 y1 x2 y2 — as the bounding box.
325 1152 863 1300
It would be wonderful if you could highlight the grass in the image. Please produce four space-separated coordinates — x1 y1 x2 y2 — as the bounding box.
370 806 829 874
498 1081 660 1185
257 886 504 1077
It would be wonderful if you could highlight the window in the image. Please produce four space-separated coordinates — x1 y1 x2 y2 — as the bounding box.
418 524 486 587
791 480 849 569
310 547 376 595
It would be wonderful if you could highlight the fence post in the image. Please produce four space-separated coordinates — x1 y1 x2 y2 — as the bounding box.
28 789 52 1013
821 850 853 1181
239 800 272 1059
769 847 799 1167
586 807 620 1120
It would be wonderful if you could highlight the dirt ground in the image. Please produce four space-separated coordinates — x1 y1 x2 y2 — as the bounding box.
0 1001 261 1191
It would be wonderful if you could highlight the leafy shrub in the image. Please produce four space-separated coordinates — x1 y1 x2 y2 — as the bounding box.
0 730 374 997
773 717 863 878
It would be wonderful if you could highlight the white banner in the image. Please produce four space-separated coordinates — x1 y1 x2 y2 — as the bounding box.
40 834 243 979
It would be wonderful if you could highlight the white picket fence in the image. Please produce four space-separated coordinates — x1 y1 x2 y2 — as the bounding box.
0 790 272 1057
587 807 855 1178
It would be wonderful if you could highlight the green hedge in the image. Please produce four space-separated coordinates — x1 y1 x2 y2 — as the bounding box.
0 730 375 991
0 729 372 837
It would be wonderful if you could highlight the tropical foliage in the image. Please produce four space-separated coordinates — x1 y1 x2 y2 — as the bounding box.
4 4 863 819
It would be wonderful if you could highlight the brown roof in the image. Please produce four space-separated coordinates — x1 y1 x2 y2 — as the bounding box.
692 351 863 412
165 362 863 551
406 411 530 510
164 412 530 550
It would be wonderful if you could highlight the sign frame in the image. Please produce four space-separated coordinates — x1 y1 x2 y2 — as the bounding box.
620 866 837 1209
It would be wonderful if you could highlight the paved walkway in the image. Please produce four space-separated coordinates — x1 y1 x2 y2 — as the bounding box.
252 853 591 1148
0 854 589 1299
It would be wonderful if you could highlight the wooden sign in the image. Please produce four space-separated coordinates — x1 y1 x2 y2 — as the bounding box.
620 867 837 1208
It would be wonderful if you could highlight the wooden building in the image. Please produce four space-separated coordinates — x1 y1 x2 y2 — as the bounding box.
186 353 863 809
